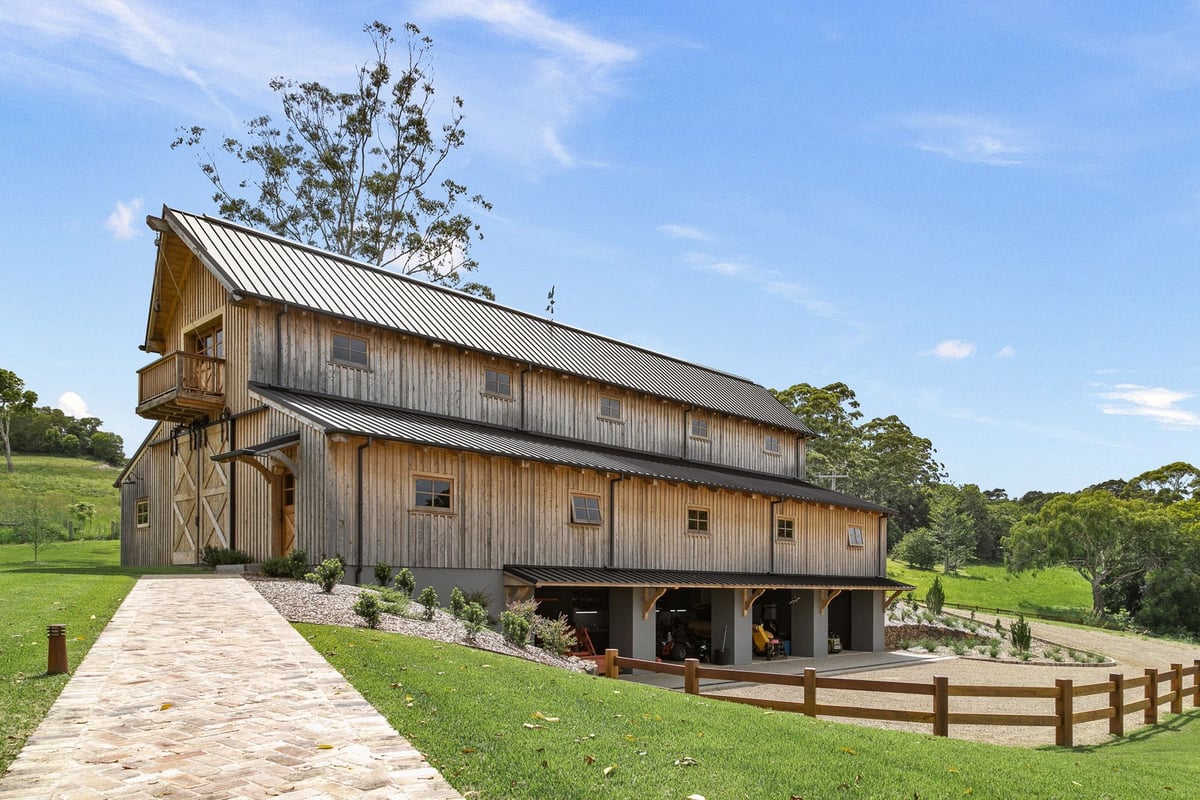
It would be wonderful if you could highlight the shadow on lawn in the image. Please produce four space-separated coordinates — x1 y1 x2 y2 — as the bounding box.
1072 709 1200 752
4 565 204 578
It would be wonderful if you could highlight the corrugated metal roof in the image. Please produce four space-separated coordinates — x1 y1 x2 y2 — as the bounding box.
161 207 813 435
251 384 891 514
504 565 914 591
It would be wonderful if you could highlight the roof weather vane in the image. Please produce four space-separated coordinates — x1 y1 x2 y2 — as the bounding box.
546 285 556 320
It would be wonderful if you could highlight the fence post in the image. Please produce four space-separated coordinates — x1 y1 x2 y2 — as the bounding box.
933 676 949 737
1194 660 1200 708
684 658 699 695
1145 668 1158 725
1171 664 1184 714
1109 673 1125 737
1055 678 1073 747
803 668 817 717
604 648 619 679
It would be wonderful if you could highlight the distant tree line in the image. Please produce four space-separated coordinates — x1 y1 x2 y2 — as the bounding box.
776 380 1200 640
0 368 125 470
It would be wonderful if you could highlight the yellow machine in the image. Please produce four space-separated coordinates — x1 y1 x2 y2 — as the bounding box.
752 624 783 659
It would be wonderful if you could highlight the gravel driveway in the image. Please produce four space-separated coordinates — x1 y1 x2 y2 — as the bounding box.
706 620 1200 747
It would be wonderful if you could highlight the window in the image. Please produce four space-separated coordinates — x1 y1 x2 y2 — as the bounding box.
776 516 795 540
599 395 622 420
848 526 864 547
331 333 369 367
484 368 512 397
690 417 709 439
194 325 223 358
571 495 602 525
135 498 149 528
687 507 709 534
414 476 453 511
764 434 781 454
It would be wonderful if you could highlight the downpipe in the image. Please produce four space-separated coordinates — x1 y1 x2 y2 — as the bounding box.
354 436 374 585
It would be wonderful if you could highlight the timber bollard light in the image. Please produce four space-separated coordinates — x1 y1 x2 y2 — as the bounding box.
47 624 68 675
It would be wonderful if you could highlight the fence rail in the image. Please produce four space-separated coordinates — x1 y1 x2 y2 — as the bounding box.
602 650 1200 747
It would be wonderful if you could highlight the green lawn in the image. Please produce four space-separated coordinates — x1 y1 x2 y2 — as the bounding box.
0 454 122 539
889 559 1094 620
302 624 1200 800
0 540 198 773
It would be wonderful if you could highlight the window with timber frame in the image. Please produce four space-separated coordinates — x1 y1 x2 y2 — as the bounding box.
331 333 369 368
687 506 710 534
764 434 781 455
135 498 149 528
570 494 602 525
776 516 795 540
484 367 512 397
848 525 864 547
690 417 709 439
413 476 453 512
599 395 622 421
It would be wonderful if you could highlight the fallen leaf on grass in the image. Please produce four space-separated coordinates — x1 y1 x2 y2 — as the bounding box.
674 757 698 767
687 795 706 800
316 744 334 750
532 711 560 722
523 723 545 730
462 747 476 754
584 755 595 765
158 703 174 711
946 767 959 774
840 747 856 755
603 764 617 778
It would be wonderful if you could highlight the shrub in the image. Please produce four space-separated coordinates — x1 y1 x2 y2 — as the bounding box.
449 587 468 618
988 643 1000 658
994 618 1004 633
396 568 416 598
374 587 410 616
461 602 489 639
464 589 492 612
1009 615 1032 652
507 598 539 623
417 586 438 621
305 558 344 593
534 613 578 656
200 546 252 568
501 610 532 646
374 562 392 587
893 527 940 570
354 592 382 628
262 549 308 579
925 576 945 616
950 641 967 656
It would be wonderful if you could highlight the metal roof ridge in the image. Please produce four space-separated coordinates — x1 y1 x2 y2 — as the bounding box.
165 205 766 387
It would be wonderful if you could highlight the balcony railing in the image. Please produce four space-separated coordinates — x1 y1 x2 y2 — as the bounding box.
136 351 226 422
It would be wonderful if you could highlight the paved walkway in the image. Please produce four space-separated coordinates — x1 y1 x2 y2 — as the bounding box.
0 575 462 800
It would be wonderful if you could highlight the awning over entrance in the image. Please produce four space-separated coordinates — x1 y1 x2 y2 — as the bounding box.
504 565 914 592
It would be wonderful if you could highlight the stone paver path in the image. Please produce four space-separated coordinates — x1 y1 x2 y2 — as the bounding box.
0 575 462 799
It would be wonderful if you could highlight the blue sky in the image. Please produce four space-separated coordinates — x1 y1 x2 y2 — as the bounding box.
1 1 1196 496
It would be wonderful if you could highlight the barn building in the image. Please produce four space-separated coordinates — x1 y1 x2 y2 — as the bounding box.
117 206 912 665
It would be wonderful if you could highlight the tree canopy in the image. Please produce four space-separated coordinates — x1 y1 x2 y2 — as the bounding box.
0 369 38 473
173 21 493 297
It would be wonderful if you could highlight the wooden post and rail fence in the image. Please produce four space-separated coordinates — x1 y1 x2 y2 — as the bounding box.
602 650 1200 747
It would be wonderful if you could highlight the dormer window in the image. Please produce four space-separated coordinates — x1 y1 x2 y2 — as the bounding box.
599 395 622 421
690 417 709 439
331 333 368 368
764 434 781 455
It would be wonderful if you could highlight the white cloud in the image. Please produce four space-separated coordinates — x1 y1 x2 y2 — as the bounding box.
57 391 90 418
930 339 977 360
684 251 856 326
658 223 713 241
994 345 1016 359
896 113 1030 166
105 198 142 240
1098 383 1200 427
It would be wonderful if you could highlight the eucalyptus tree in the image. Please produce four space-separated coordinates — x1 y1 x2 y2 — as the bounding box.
0 369 37 473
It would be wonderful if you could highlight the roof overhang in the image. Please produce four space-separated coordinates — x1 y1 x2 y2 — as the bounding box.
503 565 914 592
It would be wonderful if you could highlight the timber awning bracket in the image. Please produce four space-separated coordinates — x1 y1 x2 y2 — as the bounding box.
819 588 843 614
742 587 766 616
883 589 905 611
643 587 667 619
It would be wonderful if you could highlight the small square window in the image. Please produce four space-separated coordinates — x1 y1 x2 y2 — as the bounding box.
332 333 369 367
687 507 709 534
848 526 864 547
414 477 453 511
599 396 622 420
571 495 602 524
764 434 781 454
135 498 149 528
690 417 709 439
776 517 794 540
485 368 512 397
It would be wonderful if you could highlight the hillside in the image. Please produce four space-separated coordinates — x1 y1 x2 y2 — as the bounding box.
888 559 1093 620
0 454 121 541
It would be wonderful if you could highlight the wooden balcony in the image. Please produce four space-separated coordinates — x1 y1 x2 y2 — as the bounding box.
137 352 226 422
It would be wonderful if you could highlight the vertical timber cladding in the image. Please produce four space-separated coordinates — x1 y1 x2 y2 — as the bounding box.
615 479 771 573
169 421 230 564
770 501 884 578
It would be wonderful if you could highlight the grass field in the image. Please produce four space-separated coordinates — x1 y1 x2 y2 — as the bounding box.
302 624 1200 799
0 540 198 774
0 454 122 539
888 559 1094 619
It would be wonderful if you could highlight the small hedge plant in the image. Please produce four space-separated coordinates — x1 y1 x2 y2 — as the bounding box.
395 568 416 598
306 558 345 593
200 546 252 569
374 562 392 587
417 586 438 621
354 592 382 628
261 549 308 579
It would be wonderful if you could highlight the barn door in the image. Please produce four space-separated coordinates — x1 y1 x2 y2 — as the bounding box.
280 471 296 556
171 426 229 564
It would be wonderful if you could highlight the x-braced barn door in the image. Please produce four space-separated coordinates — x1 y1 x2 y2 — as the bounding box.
171 424 229 564
280 471 296 556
